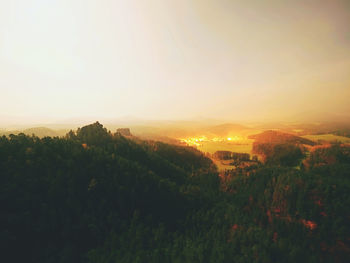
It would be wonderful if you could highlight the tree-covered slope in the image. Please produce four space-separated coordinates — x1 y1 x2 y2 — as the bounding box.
1 123 349 263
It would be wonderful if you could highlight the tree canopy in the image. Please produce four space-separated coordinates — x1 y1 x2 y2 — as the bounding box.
1 123 349 262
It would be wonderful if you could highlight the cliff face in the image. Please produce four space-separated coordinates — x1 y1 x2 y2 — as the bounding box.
116 128 132 136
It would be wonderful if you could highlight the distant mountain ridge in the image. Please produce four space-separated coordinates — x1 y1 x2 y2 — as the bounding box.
0 127 68 138
206 123 251 137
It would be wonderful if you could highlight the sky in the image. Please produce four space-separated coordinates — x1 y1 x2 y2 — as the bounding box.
1 0 350 125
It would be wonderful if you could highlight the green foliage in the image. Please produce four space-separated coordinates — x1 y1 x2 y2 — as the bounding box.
1 123 349 263
72 121 112 146
305 143 350 168
253 143 304 167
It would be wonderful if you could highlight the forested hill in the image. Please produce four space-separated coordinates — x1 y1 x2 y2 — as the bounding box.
249 130 315 145
1 122 350 262
0 122 217 262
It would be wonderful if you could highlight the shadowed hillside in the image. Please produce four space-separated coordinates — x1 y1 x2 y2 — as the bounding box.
1 122 349 263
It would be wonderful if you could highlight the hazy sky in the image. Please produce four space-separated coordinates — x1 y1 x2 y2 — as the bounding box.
1 0 350 124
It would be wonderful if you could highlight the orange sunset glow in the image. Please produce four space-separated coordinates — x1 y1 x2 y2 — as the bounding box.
1 0 350 125
1 1 350 262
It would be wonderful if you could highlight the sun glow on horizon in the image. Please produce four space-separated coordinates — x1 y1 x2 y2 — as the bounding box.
180 135 245 147
1 0 350 124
